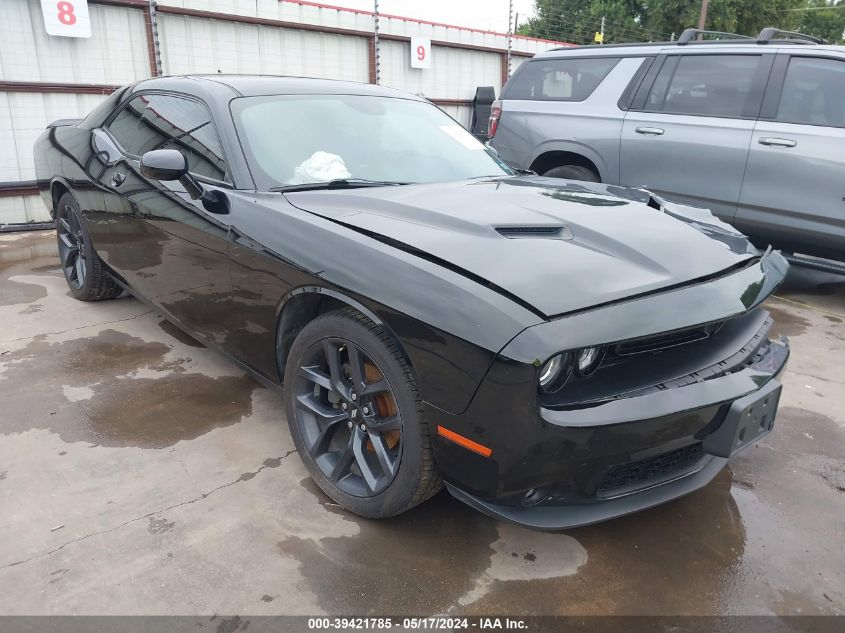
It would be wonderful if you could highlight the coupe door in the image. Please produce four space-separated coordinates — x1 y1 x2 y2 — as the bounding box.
620 53 772 222
99 92 235 343
83 127 147 274
736 54 845 259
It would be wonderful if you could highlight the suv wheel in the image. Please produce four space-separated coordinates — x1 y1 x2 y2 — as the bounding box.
542 165 600 183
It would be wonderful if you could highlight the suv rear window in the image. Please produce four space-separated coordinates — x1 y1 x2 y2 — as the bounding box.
644 54 762 118
503 57 620 101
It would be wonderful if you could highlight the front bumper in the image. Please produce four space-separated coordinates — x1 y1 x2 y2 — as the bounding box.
429 333 789 531
445 455 728 530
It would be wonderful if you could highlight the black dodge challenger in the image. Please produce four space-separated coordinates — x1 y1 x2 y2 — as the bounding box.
34 75 789 529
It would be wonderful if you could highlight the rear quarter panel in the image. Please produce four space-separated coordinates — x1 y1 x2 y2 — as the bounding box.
493 56 646 181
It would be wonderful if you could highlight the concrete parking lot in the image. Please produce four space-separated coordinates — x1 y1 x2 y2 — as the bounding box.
0 229 843 616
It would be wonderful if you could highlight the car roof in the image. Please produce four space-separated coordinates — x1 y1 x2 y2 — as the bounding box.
130 74 426 101
534 41 845 60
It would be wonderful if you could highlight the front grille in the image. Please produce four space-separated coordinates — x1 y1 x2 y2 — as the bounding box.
596 443 705 499
613 322 723 357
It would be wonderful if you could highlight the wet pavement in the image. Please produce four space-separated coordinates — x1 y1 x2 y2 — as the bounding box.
0 230 843 616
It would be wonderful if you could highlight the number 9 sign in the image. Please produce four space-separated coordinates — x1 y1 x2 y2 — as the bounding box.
40 0 92 38
410 37 431 69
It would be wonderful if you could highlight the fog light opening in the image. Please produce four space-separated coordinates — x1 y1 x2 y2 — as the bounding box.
521 487 548 507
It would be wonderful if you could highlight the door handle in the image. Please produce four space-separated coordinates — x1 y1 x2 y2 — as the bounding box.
111 172 127 187
635 127 664 136
759 138 796 148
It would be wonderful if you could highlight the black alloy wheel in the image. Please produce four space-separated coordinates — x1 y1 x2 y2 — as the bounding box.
57 199 88 290
54 192 123 301
284 309 441 518
293 337 403 497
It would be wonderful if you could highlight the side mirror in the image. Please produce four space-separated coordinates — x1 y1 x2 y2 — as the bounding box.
139 148 229 214
140 149 188 181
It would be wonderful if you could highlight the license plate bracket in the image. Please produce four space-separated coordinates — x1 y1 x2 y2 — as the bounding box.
703 380 781 458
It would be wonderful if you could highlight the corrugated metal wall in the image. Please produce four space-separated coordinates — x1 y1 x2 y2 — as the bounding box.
158 14 370 81
380 40 502 100
0 1 151 84
1 0 564 225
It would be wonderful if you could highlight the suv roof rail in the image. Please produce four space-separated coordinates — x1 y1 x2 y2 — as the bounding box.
756 27 827 45
677 28 752 45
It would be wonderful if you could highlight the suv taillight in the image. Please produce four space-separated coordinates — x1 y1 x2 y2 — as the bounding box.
488 100 502 139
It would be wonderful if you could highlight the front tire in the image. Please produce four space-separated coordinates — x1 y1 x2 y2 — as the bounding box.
283 308 442 518
55 193 122 301
542 164 600 182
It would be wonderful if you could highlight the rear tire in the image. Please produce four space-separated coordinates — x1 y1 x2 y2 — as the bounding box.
55 192 122 302
542 164 600 182
283 308 442 518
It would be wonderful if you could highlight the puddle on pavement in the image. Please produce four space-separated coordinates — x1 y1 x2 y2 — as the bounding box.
0 328 258 448
765 304 811 337
158 319 206 348
282 469 750 615
280 482 499 614
0 261 49 307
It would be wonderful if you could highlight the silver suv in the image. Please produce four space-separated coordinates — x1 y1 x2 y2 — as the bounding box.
490 28 845 262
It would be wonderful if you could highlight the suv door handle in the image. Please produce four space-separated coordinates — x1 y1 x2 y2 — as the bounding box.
635 127 664 135
759 138 796 148
111 172 127 187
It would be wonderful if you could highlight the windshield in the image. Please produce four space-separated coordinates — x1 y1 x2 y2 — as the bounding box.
231 94 512 190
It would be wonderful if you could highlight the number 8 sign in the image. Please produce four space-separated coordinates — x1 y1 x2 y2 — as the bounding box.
40 0 92 38
410 37 431 69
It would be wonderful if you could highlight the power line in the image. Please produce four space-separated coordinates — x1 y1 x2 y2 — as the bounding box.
778 4 845 11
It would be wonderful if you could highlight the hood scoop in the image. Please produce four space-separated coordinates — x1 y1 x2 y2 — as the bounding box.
495 226 573 239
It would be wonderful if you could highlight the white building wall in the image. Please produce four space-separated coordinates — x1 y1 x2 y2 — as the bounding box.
379 40 502 100
437 105 472 129
159 14 369 81
156 1 557 55
0 0 151 84
510 54 530 77
0 92 108 183
0 195 51 224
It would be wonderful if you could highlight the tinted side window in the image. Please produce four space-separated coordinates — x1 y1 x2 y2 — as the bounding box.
776 57 845 128
504 57 620 101
645 55 762 118
107 94 227 181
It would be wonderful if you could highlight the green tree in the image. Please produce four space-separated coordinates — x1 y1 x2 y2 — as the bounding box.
644 0 805 41
518 0 845 44
796 0 845 44
518 0 653 45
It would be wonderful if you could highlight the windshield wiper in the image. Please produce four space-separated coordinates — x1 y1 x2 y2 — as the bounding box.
271 179 412 193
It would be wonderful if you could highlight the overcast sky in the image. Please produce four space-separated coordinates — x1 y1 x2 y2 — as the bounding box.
320 0 537 33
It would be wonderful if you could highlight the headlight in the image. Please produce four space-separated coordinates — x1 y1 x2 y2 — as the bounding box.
575 346 603 376
538 353 572 393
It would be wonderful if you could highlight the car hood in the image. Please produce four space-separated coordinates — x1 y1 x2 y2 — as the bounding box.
284 176 756 318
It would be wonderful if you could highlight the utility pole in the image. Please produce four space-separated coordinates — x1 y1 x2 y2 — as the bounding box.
600 15 605 44
148 0 162 75
506 0 513 79
697 0 709 31
373 0 381 84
